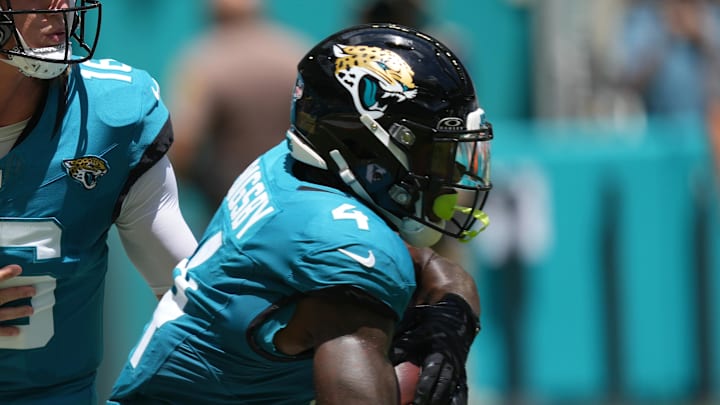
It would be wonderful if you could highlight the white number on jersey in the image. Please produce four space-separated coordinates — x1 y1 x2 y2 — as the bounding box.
80 59 133 82
331 203 370 230
0 219 60 349
129 231 222 367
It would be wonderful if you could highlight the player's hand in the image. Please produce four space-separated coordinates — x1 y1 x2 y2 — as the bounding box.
391 293 480 405
0 264 36 336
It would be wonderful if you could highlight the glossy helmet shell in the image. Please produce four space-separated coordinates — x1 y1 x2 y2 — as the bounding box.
289 23 491 246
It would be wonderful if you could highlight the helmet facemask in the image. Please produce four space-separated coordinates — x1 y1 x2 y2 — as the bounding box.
361 107 493 246
0 0 101 79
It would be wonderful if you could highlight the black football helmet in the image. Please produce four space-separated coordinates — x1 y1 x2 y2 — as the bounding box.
0 0 101 79
287 23 493 247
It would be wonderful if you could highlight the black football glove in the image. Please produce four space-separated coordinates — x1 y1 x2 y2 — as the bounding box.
391 293 480 405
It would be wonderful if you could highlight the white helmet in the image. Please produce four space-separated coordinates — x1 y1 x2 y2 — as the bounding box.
0 0 101 79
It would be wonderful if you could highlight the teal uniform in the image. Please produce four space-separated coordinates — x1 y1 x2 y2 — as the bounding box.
0 59 172 404
110 142 416 404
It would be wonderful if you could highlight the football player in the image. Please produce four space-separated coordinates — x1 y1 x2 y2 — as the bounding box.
109 23 492 404
0 1 197 403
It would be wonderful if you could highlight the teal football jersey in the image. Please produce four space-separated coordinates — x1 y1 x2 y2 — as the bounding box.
0 59 172 404
110 142 416 404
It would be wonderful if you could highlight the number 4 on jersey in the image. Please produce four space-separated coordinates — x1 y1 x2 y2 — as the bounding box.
331 204 369 230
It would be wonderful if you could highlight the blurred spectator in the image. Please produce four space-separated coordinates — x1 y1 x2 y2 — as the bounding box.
167 0 310 208
613 0 720 180
357 0 429 27
356 0 469 60
613 0 720 117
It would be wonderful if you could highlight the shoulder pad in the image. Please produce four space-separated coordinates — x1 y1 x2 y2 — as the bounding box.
77 59 164 128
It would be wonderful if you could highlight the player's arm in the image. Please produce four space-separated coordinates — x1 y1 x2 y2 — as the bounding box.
407 246 480 313
275 289 400 405
0 264 36 336
115 155 198 299
391 245 481 405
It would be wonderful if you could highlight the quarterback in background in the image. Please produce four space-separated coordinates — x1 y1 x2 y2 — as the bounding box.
0 1 197 404
110 23 492 405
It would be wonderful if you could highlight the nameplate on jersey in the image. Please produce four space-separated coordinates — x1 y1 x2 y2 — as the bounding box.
226 159 274 239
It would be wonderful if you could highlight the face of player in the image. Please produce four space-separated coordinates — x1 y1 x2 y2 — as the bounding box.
1 0 75 51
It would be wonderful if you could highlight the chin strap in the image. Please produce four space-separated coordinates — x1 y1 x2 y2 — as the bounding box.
1 55 68 79
1 26 70 79
359 113 409 169
329 149 369 200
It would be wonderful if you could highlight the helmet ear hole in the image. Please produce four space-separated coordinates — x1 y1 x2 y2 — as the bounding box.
389 183 417 208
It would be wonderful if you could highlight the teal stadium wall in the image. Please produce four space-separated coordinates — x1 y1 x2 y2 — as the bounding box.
467 115 720 403
94 1 719 403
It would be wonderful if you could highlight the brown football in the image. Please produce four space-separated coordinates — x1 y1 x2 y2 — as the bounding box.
395 361 421 405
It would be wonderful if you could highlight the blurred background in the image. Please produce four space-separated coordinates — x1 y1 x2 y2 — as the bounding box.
96 0 720 404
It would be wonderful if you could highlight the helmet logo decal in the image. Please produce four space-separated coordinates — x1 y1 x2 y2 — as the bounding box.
333 44 417 119
437 117 466 131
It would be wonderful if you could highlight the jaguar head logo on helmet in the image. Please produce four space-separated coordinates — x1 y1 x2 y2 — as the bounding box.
333 43 418 119
287 23 493 247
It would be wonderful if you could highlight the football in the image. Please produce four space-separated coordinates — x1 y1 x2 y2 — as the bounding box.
395 361 421 405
